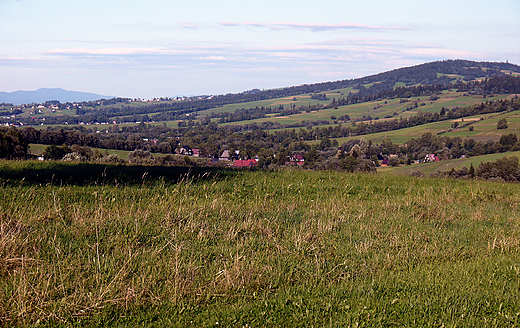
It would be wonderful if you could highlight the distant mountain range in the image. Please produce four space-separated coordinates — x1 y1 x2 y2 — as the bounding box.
0 88 110 105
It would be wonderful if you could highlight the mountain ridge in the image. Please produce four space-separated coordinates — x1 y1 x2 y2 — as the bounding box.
0 88 111 105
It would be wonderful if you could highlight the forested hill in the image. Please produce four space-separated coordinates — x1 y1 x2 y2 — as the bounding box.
353 60 520 85
228 60 520 101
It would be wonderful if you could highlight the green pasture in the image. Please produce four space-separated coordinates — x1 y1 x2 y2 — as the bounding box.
213 91 509 129
0 163 519 326
442 110 520 140
330 110 520 145
197 88 357 116
436 73 465 80
378 151 520 176
28 144 132 159
15 107 78 119
27 144 178 160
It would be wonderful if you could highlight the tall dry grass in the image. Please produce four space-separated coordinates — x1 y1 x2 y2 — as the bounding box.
0 166 519 326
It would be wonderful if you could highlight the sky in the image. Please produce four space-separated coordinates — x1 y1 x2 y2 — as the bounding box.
1 0 519 99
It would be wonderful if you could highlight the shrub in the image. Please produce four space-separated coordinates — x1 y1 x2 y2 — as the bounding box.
388 157 400 167
43 144 70 160
497 118 508 129
62 152 87 162
96 154 126 164
128 149 156 165
476 155 520 181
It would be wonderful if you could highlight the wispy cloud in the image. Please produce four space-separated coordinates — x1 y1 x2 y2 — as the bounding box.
305 38 408 47
219 21 410 32
40 41 488 70
181 23 199 29
220 21 268 28
64 39 131 44
402 48 488 60
44 48 187 56
273 22 410 32
197 56 228 61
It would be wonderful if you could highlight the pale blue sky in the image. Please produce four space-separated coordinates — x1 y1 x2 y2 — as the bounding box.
1 0 519 98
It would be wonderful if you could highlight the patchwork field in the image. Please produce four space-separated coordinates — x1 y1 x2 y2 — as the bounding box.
330 109 520 145
378 151 520 176
212 91 512 128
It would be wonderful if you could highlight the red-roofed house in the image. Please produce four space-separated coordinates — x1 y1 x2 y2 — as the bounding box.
289 154 305 166
233 159 258 167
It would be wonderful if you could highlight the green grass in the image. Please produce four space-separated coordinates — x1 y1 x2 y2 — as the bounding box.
0 162 519 326
28 144 179 160
197 88 357 116
378 152 520 175
331 109 520 145
206 91 510 127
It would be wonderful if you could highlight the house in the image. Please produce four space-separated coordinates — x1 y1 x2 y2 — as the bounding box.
291 154 305 162
233 159 257 167
220 150 231 161
178 146 193 156
288 154 305 166
192 149 200 157
424 154 439 162
380 158 389 167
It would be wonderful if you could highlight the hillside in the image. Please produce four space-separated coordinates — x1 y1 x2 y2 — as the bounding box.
2 60 519 127
2 59 520 178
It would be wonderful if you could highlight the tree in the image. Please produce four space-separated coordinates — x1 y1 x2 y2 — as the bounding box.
371 155 379 167
183 155 193 166
0 128 28 159
304 146 319 165
497 118 508 130
43 144 70 160
388 157 400 167
341 155 358 172
476 156 520 181
355 159 376 173
128 149 156 165
499 133 518 148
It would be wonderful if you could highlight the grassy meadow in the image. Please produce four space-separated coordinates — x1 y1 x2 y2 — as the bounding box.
0 161 519 326
331 109 520 145
214 91 511 128
377 151 520 176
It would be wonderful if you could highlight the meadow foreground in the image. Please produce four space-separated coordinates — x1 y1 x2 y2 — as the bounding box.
0 164 519 326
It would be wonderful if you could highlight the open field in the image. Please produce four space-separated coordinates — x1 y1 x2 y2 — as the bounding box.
25 91 511 132
330 109 520 145
27 144 185 160
215 92 511 128
197 88 357 116
0 161 519 326
378 151 520 176
28 144 135 160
